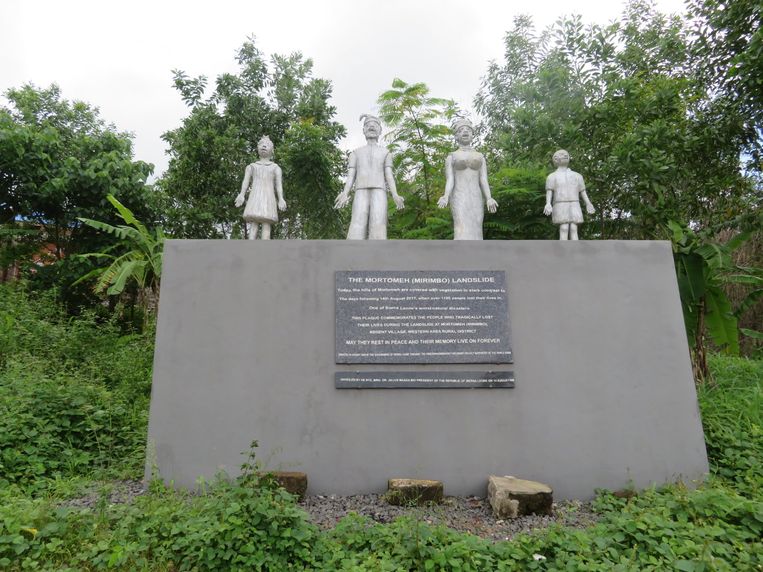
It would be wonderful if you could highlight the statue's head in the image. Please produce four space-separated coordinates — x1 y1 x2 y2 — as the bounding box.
360 114 382 139
257 135 274 159
452 118 475 145
552 149 570 167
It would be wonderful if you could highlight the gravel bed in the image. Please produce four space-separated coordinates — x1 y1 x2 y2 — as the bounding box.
60 480 148 509
59 482 599 541
300 494 599 541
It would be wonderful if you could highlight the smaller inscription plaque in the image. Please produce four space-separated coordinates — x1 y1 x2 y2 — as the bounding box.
335 371 515 389
335 270 512 364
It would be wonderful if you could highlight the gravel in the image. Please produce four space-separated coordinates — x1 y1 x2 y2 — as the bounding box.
299 494 599 541
60 480 148 510
60 481 599 541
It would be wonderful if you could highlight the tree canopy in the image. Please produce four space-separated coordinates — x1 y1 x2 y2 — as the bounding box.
0 84 155 257
158 38 347 239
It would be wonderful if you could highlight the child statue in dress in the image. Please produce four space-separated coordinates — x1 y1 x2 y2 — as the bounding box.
235 136 286 240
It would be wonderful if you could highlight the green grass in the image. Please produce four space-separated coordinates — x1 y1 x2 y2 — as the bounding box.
0 282 761 570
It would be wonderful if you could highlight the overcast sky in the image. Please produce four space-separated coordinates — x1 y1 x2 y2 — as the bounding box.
2 0 687 180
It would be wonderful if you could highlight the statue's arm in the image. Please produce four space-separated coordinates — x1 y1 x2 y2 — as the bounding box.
335 152 356 209
578 174 594 213
543 174 554 216
275 165 286 210
479 155 498 213
438 154 454 208
385 151 404 210
236 165 252 207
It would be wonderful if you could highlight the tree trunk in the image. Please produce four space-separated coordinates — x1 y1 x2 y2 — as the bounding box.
692 297 711 385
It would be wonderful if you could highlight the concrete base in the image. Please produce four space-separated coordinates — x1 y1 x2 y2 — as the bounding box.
146 240 708 499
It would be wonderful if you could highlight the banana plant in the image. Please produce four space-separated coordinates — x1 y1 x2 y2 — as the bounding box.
669 220 762 381
74 195 164 308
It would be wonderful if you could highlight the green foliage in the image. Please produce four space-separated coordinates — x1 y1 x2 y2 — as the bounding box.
278 120 347 239
0 285 153 489
671 221 763 376
158 37 346 239
0 339 760 570
698 355 763 494
377 79 459 239
689 0 763 163
475 1 758 239
76 194 164 315
0 477 317 571
484 166 554 240
0 84 156 308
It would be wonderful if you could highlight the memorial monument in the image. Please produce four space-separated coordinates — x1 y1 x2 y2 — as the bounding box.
145 105 708 501
437 118 498 240
543 149 595 240
334 115 405 240
235 135 286 240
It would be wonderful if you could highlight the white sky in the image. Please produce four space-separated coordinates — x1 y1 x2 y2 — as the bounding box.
1 0 687 180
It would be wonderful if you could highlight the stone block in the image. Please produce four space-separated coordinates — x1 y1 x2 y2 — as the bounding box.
271 471 308 500
387 478 444 505
487 475 553 518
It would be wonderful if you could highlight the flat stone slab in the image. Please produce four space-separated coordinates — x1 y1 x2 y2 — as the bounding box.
387 478 444 505
271 471 308 500
488 475 553 518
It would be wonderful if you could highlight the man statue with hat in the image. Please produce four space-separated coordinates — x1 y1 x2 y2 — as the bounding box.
334 114 404 239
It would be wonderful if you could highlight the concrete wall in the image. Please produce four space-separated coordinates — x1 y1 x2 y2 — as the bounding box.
146 240 709 499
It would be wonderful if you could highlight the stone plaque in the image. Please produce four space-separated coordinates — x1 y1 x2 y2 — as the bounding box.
335 371 515 389
335 270 511 364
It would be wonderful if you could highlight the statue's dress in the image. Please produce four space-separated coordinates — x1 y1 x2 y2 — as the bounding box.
450 151 486 240
243 161 279 223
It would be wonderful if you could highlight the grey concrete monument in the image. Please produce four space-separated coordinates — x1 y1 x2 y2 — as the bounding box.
235 136 286 240
543 149 595 240
147 240 709 499
334 115 404 239
437 119 498 240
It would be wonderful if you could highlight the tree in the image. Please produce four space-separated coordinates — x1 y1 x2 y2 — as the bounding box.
0 84 156 308
475 1 757 240
377 78 459 239
475 0 762 371
158 38 346 239
689 0 763 164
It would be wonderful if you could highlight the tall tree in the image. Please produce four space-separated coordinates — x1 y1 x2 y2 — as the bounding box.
0 84 155 307
475 1 757 240
0 84 155 256
377 78 458 239
158 38 346 239
689 0 763 164
475 0 762 371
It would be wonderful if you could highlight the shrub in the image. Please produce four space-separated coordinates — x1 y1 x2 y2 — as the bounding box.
0 284 153 488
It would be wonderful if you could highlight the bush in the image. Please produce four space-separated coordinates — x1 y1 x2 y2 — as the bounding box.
1 282 761 570
0 284 153 488
1 474 317 571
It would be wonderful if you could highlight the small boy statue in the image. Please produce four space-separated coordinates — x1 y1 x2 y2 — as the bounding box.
543 149 595 240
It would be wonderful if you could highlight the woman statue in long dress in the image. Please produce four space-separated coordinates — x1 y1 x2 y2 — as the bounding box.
235 136 286 240
437 119 498 240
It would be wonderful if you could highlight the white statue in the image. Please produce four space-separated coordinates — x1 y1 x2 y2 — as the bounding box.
543 149 595 241
334 114 404 240
235 136 286 240
437 119 498 240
